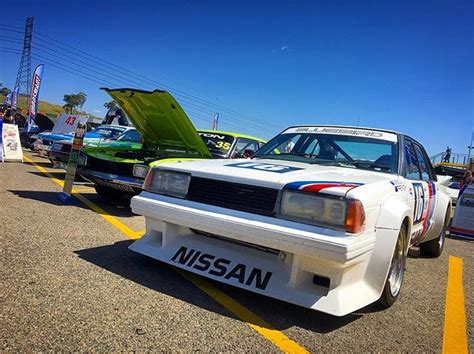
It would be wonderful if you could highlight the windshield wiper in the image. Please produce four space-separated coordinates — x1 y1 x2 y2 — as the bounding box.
351 160 392 172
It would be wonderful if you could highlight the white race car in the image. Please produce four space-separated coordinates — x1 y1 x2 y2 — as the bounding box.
129 126 451 316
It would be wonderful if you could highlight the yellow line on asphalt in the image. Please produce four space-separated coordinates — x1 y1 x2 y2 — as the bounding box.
178 270 310 354
24 154 142 240
442 256 468 354
24 153 309 353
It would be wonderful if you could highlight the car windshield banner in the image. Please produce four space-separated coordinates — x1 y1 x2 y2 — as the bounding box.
28 64 45 131
11 86 20 110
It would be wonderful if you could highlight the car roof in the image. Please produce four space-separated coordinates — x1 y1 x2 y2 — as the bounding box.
198 129 266 142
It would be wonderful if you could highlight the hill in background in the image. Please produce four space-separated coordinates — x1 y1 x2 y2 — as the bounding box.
0 93 101 120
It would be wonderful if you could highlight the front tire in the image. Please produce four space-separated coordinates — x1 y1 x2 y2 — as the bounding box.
420 210 449 258
94 184 126 201
379 226 407 307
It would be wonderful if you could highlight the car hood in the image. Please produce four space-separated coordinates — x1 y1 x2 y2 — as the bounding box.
156 158 397 196
38 131 74 142
102 88 212 158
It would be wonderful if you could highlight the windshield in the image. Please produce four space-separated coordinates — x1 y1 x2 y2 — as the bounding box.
116 129 141 143
254 132 399 173
198 132 235 157
93 126 126 140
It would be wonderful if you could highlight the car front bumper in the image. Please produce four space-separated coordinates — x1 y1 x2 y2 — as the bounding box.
130 192 399 316
78 168 144 193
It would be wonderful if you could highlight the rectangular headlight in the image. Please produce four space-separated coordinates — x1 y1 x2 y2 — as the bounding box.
277 190 364 233
133 164 150 179
144 169 191 198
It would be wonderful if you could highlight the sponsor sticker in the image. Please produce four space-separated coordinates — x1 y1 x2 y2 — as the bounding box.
283 126 398 142
226 162 303 173
171 246 273 290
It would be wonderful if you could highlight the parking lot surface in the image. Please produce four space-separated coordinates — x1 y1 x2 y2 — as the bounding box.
1 153 472 352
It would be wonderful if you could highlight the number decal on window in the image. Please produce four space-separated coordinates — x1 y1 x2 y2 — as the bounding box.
65 116 76 126
215 141 231 150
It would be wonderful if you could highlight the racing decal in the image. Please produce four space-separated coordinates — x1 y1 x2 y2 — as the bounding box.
171 246 273 290
390 180 407 192
282 126 398 142
226 162 303 173
284 181 363 193
411 181 437 243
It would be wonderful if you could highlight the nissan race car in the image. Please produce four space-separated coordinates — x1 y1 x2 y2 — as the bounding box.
77 88 265 200
129 125 451 316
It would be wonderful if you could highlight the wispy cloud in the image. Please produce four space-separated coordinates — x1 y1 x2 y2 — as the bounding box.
94 109 102 114
272 45 290 53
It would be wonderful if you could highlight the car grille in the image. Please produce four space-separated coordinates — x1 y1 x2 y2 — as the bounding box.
86 155 134 176
60 144 72 153
186 177 279 216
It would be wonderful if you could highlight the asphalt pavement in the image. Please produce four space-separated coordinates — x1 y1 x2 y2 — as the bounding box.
1 153 472 352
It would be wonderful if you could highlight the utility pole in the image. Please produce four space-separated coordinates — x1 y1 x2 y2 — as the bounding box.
467 131 473 166
14 17 34 108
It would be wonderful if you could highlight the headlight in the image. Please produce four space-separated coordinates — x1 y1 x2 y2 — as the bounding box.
277 190 365 233
133 164 150 178
144 169 191 198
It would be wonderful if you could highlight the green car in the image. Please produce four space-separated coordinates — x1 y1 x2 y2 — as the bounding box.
77 88 265 200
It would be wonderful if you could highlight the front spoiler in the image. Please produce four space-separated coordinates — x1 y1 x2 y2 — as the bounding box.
78 169 144 192
129 193 398 316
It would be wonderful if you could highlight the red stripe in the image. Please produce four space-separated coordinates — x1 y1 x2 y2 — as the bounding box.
450 227 474 236
302 183 359 192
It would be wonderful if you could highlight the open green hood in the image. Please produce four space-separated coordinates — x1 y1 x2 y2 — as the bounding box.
102 88 212 158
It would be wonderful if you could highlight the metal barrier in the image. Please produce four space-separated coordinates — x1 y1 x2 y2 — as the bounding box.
430 152 470 166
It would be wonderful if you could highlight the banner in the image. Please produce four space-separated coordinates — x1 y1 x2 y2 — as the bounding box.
212 113 219 130
0 118 3 163
61 122 86 199
11 86 20 110
2 123 23 162
450 184 474 239
4 91 13 106
28 64 45 131
52 113 89 134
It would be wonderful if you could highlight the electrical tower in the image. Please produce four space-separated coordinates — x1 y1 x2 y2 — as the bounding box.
14 17 34 101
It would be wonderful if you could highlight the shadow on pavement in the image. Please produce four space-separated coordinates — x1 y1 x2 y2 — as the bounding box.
29 170 67 179
9 190 137 218
75 240 363 333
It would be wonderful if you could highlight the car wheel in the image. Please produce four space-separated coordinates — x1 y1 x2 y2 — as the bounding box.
420 210 449 258
94 184 126 201
379 226 407 307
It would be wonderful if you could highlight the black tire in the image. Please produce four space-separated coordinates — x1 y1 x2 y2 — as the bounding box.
420 210 449 258
379 226 407 307
94 184 126 201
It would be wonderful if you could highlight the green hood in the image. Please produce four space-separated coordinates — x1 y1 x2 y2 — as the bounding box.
102 88 212 158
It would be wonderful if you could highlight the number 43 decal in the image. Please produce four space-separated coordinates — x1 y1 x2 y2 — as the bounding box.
65 116 76 126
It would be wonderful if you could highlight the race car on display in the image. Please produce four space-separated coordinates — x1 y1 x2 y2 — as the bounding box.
77 88 265 200
48 126 140 169
128 125 452 316
35 124 133 164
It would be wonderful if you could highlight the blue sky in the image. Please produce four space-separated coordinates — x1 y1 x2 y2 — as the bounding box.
1 0 473 155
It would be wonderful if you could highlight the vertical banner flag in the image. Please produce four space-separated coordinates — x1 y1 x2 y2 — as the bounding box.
11 86 20 110
0 118 3 163
28 64 45 131
4 92 13 106
59 122 86 202
212 113 219 130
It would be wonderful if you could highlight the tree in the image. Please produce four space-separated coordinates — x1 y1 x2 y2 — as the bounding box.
63 92 87 113
1 87 11 96
103 100 118 110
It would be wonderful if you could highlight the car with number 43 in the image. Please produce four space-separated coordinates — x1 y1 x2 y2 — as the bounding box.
128 125 452 316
